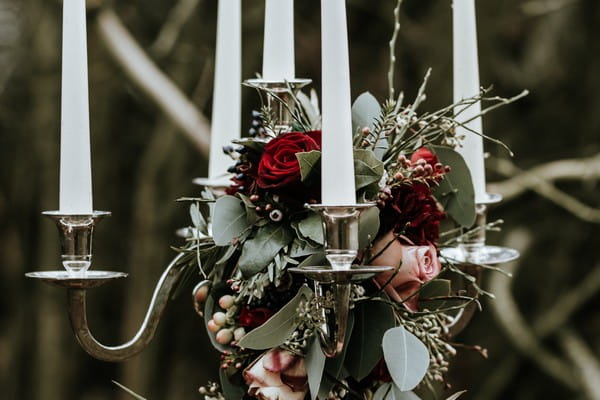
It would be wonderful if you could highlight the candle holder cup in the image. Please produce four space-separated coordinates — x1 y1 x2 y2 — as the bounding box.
244 78 311 134
26 210 191 362
288 203 393 357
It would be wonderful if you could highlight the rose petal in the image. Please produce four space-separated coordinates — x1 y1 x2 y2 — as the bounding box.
263 348 296 372
280 357 308 391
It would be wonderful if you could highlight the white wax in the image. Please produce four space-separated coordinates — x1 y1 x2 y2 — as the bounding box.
321 0 356 205
59 0 93 214
209 0 242 181
453 0 486 203
262 0 295 80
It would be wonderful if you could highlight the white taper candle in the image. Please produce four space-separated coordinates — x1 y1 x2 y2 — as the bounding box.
321 0 356 205
453 0 486 203
209 0 242 181
59 0 93 214
262 0 295 80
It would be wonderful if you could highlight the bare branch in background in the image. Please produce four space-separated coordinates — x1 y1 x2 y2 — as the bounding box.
521 0 579 17
559 328 600 400
0 0 21 96
488 154 600 223
151 0 202 58
95 8 210 156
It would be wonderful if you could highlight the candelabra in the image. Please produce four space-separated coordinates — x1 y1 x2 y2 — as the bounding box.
26 210 190 362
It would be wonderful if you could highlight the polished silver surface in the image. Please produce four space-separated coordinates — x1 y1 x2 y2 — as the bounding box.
306 204 375 270
42 210 111 274
25 270 127 289
244 78 312 133
441 245 520 265
27 253 188 362
288 265 394 283
290 264 392 357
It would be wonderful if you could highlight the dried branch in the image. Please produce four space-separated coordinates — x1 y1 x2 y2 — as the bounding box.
150 0 202 58
387 0 403 101
487 229 578 389
95 8 210 156
559 328 600 400
488 154 600 223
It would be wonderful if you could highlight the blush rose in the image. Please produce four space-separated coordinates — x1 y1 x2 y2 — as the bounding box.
370 230 442 311
243 348 308 400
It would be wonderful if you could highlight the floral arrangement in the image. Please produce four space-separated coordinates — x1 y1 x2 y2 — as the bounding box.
171 72 522 400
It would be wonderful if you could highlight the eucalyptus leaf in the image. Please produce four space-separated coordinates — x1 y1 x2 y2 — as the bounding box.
232 137 267 153
305 337 326 400
212 196 251 246
219 368 245 400
297 150 322 182
238 193 260 225
418 279 451 311
237 285 313 350
373 383 422 400
238 224 294 277
345 300 395 381
298 212 324 244
298 91 320 129
354 149 385 190
382 327 430 391
430 146 476 227
298 252 327 268
352 91 381 131
289 238 321 258
373 383 393 400
358 207 380 251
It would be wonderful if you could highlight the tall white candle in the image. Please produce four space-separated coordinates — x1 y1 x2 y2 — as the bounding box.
321 0 356 205
59 0 93 214
262 0 295 80
453 0 486 203
209 0 241 181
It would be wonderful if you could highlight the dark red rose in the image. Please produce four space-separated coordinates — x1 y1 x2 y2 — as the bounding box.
378 183 445 245
410 147 438 167
256 131 321 189
238 307 275 328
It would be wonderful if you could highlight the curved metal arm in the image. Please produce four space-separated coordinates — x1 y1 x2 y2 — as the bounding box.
66 253 187 362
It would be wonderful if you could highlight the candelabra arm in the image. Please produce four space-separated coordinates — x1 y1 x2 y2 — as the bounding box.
446 263 481 338
65 253 187 362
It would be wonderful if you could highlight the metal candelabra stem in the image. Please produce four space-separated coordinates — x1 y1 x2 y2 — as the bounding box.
289 204 393 357
26 211 189 362
244 78 311 134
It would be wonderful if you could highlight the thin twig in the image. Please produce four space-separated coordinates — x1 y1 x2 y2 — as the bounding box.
388 0 403 101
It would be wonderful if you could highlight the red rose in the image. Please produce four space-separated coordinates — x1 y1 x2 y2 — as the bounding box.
257 131 321 189
378 183 444 245
238 307 275 328
410 147 438 167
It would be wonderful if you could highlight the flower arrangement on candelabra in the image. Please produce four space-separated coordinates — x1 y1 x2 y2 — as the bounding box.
176 76 523 400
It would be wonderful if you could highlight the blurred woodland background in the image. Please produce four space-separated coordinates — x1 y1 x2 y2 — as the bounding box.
0 0 599 399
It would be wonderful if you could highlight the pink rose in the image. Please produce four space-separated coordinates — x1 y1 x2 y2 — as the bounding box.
243 348 308 400
370 230 441 311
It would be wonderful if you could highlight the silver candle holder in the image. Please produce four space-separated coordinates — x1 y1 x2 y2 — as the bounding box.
289 204 393 357
441 193 519 265
26 210 190 362
244 78 311 134
440 193 520 338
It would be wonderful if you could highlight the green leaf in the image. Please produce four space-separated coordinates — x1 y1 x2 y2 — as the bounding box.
238 224 294 277
419 279 451 311
382 327 430 391
219 368 245 400
305 337 326 400
238 193 260 225
297 150 322 182
298 91 320 129
430 146 476 227
352 92 388 160
297 212 324 244
352 92 381 131
373 383 422 400
237 286 313 350
446 391 467 400
232 137 267 153
354 149 385 190
212 196 251 246
359 207 380 251
289 238 321 258
298 252 327 268
345 301 395 381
